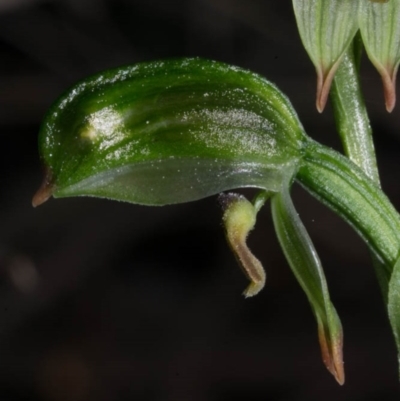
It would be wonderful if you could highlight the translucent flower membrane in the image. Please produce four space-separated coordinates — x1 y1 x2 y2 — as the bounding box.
33 58 400 384
293 0 400 112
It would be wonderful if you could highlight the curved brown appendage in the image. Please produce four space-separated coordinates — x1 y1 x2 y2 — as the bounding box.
232 236 266 298
316 61 343 113
380 65 398 112
220 193 266 298
32 167 54 207
318 323 345 385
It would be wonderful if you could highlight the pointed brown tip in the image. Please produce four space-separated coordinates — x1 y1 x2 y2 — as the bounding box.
316 61 342 113
381 68 397 112
316 69 328 113
32 168 54 207
318 326 345 385
332 354 345 386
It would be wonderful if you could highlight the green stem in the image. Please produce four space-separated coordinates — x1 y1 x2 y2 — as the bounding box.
297 141 400 270
252 191 273 213
330 35 380 184
330 36 391 296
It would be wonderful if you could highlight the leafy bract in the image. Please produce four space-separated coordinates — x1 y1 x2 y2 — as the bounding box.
298 141 400 270
389 256 400 379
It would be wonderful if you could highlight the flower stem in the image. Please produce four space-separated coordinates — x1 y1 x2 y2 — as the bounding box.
330 35 380 184
297 140 400 270
329 36 393 296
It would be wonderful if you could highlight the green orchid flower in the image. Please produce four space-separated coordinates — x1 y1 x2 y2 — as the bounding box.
293 0 400 381
292 0 359 112
33 58 400 384
293 0 400 112
359 0 400 112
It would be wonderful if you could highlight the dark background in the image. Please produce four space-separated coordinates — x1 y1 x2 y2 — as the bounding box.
0 0 400 400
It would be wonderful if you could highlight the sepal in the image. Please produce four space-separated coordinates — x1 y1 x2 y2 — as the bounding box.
292 0 359 112
271 187 344 384
358 0 400 112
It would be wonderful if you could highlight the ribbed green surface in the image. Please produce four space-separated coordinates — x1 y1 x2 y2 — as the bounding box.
293 0 358 69
38 58 306 205
298 141 400 269
359 0 400 69
389 256 400 380
359 0 400 111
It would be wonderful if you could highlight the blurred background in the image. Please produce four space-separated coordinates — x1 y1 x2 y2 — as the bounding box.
0 0 400 400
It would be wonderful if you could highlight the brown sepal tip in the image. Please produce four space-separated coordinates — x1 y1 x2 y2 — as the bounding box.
316 62 342 113
32 167 54 207
380 65 398 113
318 326 345 385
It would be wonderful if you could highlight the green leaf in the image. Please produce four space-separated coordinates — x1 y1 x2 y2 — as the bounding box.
33 58 306 207
292 0 359 112
358 0 400 112
271 187 344 384
389 256 400 379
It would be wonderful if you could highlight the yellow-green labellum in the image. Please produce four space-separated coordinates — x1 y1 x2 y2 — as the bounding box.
220 192 265 297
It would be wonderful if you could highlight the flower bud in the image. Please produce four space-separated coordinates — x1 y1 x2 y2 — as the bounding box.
359 0 400 112
293 0 359 112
